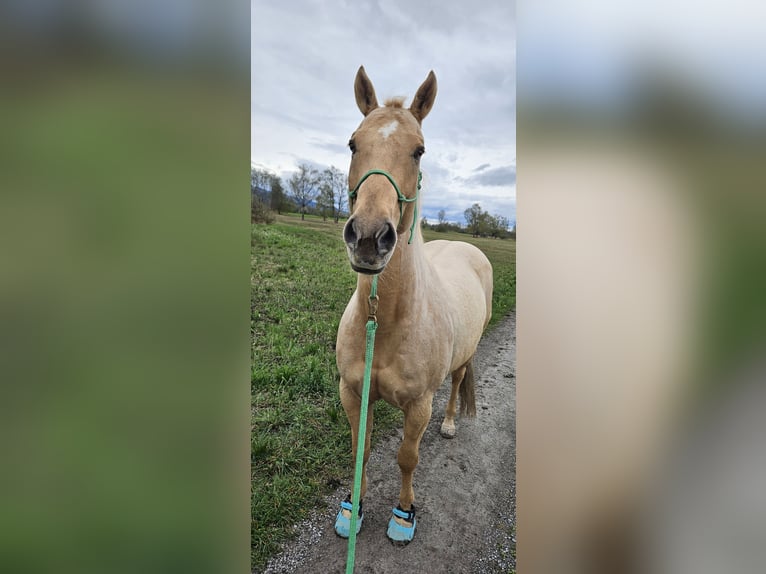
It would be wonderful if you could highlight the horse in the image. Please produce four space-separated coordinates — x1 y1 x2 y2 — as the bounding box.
334 66 494 544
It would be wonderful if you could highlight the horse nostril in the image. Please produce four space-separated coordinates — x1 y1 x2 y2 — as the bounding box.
376 222 397 254
343 218 358 246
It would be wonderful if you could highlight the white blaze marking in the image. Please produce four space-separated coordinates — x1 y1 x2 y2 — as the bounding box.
378 120 399 139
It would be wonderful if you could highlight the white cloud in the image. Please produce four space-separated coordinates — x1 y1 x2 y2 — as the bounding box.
251 0 516 221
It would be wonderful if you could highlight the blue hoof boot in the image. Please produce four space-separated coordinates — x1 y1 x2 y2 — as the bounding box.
386 505 416 544
334 497 363 538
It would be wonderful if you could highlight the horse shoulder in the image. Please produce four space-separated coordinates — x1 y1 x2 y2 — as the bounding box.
336 296 366 370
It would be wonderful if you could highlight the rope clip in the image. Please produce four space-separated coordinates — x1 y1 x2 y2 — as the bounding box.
367 294 379 322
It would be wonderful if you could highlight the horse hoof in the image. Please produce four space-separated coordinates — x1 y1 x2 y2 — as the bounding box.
440 422 456 438
387 505 416 544
334 498 363 538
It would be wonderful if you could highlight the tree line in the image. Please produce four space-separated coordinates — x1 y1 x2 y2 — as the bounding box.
251 163 347 224
253 163 515 239
418 204 513 239
460 203 513 239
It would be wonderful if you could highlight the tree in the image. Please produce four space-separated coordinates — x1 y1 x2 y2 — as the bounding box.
251 166 271 197
485 214 498 238
269 175 285 214
251 199 274 224
316 184 334 222
493 215 510 238
251 166 274 223
288 163 319 220
435 209 448 232
464 203 487 237
334 179 348 222
319 166 347 223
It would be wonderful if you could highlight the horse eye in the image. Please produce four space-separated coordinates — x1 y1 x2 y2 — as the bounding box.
348 139 356 154
413 146 425 159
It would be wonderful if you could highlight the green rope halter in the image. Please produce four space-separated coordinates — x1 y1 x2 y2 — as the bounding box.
348 170 422 245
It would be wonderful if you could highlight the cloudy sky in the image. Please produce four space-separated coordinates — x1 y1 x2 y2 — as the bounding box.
251 0 516 226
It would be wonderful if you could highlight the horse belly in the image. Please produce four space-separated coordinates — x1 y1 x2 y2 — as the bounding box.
425 240 493 369
440 268 491 370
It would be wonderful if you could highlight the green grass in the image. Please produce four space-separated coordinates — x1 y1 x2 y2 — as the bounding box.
251 214 515 570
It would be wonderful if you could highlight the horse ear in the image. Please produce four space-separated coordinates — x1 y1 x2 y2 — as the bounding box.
409 70 437 123
354 66 379 116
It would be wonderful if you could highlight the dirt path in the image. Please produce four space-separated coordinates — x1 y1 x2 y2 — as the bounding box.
262 312 516 574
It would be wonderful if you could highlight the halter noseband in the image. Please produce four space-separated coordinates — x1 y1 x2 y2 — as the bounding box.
348 169 422 245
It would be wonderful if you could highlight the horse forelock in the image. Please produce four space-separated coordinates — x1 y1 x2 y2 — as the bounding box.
384 96 406 108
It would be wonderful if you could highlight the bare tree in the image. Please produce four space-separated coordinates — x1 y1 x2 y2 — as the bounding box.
288 163 319 221
436 209 447 232
319 166 347 223
251 166 274 222
269 175 286 214
251 166 271 194
316 184 334 221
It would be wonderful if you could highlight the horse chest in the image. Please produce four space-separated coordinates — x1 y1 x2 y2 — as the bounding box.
374 363 433 407
339 333 451 408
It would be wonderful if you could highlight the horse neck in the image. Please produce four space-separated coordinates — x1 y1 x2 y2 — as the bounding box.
356 228 426 325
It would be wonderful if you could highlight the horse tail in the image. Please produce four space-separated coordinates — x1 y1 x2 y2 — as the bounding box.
459 359 477 417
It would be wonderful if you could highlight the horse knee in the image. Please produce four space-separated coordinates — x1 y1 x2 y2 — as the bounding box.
397 446 419 473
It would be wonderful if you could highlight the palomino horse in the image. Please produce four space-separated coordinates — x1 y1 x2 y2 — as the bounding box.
334 66 493 543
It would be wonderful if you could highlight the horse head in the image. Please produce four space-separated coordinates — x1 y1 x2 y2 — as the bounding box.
343 66 437 274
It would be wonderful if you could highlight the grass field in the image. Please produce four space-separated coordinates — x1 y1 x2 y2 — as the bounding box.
251 213 515 570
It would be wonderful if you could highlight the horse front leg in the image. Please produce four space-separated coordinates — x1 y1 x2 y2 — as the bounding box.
335 378 373 538
388 395 432 543
341 380 374 498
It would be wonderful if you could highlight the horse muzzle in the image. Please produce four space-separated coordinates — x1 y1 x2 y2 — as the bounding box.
343 217 397 274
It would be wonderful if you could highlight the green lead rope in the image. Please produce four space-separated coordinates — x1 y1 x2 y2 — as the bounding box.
345 170 418 571
345 275 378 574
349 170 422 244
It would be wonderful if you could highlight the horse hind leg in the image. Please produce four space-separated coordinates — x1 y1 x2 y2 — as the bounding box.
440 358 477 438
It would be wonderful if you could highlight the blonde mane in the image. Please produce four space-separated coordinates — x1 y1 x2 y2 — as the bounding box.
384 96 406 108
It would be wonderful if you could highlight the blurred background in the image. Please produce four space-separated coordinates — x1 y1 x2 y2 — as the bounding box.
2 1 765 573
517 1 766 573
0 2 249 573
